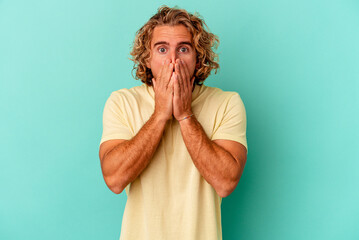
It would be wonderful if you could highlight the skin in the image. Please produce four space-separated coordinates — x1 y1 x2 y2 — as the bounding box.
99 24 247 198
146 24 198 121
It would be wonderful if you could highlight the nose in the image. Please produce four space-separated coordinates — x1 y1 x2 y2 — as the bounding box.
168 49 179 64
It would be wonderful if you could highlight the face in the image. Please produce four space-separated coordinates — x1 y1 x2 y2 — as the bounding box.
146 24 197 81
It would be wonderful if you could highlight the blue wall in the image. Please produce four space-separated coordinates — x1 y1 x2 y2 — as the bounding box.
1 0 358 239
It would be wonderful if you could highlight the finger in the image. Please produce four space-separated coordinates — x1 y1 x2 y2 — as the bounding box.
179 60 190 93
176 64 183 94
165 63 174 88
173 73 180 97
190 76 196 92
158 59 170 87
175 60 185 93
157 61 166 87
178 60 189 93
168 74 174 95
174 60 180 84
180 59 190 84
163 61 173 81
163 61 173 86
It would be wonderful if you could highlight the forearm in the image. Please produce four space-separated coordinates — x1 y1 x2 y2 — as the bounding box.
179 115 240 197
102 113 167 193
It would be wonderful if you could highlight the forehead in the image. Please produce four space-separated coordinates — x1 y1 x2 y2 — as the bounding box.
151 24 193 46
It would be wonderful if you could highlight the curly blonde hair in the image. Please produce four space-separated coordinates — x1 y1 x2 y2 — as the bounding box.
130 5 220 86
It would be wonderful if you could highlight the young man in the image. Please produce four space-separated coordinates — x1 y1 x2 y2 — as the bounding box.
99 6 248 240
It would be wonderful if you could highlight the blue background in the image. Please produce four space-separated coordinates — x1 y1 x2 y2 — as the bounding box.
1 0 358 239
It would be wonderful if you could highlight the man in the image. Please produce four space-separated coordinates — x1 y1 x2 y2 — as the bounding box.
99 6 248 240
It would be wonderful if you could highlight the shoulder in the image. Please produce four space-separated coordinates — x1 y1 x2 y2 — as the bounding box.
199 85 243 105
107 84 150 103
111 84 147 97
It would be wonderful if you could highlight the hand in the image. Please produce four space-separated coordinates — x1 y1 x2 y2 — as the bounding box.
152 59 174 122
173 59 195 121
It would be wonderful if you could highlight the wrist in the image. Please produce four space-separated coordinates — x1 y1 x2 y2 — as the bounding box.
152 111 170 124
177 112 194 122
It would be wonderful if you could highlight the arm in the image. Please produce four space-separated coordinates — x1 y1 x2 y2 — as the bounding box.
172 59 247 198
99 60 175 194
99 113 168 194
179 116 247 198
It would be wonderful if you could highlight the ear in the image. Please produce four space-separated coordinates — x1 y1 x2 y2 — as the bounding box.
195 58 200 69
145 59 151 69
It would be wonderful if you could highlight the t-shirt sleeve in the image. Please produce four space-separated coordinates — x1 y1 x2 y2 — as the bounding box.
99 92 133 146
211 93 248 151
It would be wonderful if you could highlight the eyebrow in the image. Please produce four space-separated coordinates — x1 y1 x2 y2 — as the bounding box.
153 41 193 48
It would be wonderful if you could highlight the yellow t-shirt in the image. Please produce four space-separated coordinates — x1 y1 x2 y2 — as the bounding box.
100 83 248 240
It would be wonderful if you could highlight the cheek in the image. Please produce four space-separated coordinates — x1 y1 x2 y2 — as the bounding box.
149 59 163 78
152 56 163 65
182 53 196 70
183 59 196 74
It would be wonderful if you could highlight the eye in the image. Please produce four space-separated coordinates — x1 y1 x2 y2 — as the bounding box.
158 47 166 53
179 47 188 53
